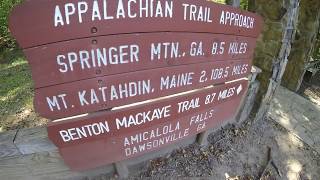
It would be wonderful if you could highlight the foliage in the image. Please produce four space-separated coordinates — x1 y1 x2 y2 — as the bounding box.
212 0 226 4
313 31 320 61
0 0 21 51
240 0 249 10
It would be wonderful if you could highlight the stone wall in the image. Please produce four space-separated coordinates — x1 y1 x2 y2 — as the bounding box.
313 32 320 60
249 0 320 94
282 0 320 91
248 0 289 103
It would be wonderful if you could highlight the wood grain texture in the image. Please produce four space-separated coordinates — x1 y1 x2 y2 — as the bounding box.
0 155 31 180
14 127 57 155
0 151 114 180
0 130 20 158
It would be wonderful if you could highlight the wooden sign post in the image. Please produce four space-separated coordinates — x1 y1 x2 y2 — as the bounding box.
9 0 262 172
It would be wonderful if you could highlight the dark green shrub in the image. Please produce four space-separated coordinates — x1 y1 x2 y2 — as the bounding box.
0 0 22 50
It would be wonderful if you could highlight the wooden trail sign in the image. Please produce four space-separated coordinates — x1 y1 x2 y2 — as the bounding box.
25 32 257 88
48 80 247 147
36 59 250 120
9 0 263 49
48 80 247 170
9 0 263 172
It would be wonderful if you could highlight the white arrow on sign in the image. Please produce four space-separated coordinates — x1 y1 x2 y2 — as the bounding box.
237 84 243 95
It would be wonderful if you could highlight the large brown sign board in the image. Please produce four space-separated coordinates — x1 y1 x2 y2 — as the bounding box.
9 0 263 172
25 33 257 88
9 0 263 49
36 59 250 119
48 80 247 170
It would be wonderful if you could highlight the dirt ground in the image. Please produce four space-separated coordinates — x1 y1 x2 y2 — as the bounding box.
128 116 320 179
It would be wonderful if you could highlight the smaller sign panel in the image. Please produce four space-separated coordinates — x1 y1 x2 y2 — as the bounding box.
48 80 247 170
25 33 256 88
36 60 250 119
9 0 263 48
